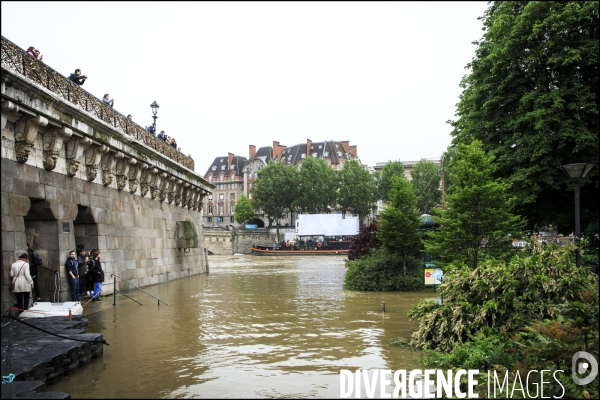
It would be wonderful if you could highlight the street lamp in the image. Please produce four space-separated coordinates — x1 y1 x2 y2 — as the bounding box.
558 163 596 268
150 100 159 127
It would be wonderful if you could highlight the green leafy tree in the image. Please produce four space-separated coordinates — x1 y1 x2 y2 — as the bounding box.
297 156 339 214
377 160 405 203
426 140 523 269
337 159 377 225
410 159 442 214
251 160 297 239
233 194 255 225
449 1 599 234
377 176 421 273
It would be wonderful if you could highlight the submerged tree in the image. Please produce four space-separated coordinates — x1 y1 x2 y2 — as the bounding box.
377 176 421 273
426 140 523 269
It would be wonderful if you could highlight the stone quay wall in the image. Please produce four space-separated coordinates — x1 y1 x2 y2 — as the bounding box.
1 66 214 310
203 229 296 254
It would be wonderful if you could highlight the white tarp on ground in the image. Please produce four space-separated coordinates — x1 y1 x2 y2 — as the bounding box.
296 214 359 236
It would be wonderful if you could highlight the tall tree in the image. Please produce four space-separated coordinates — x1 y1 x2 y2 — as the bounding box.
297 156 339 214
410 159 442 214
251 160 296 240
338 160 377 225
233 194 255 225
449 1 599 234
426 141 523 269
377 160 405 203
377 176 421 273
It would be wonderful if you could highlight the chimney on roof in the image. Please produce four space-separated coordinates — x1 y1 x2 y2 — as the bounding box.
249 145 256 159
349 145 357 159
306 139 312 157
227 152 234 169
272 141 286 160
341 141 350 154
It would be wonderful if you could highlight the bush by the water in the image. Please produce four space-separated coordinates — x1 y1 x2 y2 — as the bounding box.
344 249 424 291
410 242 599 399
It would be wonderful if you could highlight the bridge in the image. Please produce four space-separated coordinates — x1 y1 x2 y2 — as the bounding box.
1 36 215 310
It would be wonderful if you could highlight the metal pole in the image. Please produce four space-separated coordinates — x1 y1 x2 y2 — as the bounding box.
113 275 117 306
574 182 581 269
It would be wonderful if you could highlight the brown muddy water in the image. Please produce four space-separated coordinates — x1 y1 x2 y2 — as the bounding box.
51 255 439 398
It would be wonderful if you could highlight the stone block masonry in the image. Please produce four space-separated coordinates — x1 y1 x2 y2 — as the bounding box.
1 62 215 310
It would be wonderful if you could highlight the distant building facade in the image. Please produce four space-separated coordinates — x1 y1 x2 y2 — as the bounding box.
202 139 359 228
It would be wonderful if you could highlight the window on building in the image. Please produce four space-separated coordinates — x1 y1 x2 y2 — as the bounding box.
231 183 235 189
231 205 235 213
208 205 213 215
219 194 224 200
324 151 328 156
231 173 235 180
221 165 225 170
219 205 224 215
301 154 306 159
219 175 224 182
319 145 322 149
230 193 235 200
212 166 216 171
208 217 212 223
217 217 222 223
219 184 224 190
208 176 213 182
337 151 342 156
208 194 213 201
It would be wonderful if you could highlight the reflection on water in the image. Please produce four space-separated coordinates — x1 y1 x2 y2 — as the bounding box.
52 255 437 398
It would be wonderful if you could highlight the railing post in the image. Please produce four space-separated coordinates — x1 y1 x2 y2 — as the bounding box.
113 275 117 306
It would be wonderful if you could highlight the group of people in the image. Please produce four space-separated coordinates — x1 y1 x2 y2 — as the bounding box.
27 45 185 154
9 244 106 314
65 245 105 302
147 123 181 151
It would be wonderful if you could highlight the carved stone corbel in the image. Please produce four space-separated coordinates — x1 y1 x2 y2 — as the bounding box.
1 100 20 134
115 157 133 191
42 126 73 171
167 177 177 204
159 173 169 202
128 162 146 194
100 151 124 186
149 168 161 199
191 189 200 211
182 183 191 208
84 143 109 182
14 114 48 163
140 165 153 197
173 179 183 206
65 136 92 176
196 190 207 212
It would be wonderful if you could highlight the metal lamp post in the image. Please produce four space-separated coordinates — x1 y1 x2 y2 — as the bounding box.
558 163 596 268
150 100 159 127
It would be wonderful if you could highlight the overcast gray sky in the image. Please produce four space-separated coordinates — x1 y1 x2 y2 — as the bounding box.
2 1 488 174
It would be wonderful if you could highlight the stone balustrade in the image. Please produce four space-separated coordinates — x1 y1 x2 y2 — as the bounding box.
1 35 194 171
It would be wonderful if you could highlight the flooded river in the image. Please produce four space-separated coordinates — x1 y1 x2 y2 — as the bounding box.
52 255 438 398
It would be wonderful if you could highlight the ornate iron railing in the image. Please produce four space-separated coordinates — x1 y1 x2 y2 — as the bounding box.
1 36 194 171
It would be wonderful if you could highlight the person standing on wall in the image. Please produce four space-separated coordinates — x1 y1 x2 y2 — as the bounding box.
65 250 80 302
88 250 105 302
10 253 34 315
27 242 42 300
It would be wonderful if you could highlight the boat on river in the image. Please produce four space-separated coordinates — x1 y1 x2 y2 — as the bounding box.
250 213 358 256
